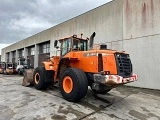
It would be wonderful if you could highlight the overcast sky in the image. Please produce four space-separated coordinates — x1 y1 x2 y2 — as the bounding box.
0 0 112 54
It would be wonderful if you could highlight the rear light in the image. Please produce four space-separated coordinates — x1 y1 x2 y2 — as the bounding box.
100 71 110 75
106 71 110 75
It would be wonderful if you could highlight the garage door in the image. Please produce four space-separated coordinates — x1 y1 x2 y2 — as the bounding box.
38 53 50 66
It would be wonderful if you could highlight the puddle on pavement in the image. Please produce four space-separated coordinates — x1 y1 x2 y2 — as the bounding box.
57 105 86 119
51 114 66 120
78 101 100 111
141 107 150 112
129 109 160 120
93 94 113 104
16 91 35 108
117 86 160 97
107 114 123 120
49 103 56 107
115 86 139 96
42 86 115 113
33 117 46 120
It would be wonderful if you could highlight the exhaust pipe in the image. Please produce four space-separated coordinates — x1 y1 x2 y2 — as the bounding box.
89 32 96 50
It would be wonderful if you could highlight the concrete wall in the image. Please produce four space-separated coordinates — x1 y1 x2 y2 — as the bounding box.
122 0 160 90
1 0 160 90
1 0 123 61
123 0 160 39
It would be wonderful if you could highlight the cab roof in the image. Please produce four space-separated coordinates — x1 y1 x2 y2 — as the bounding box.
58 35 88 41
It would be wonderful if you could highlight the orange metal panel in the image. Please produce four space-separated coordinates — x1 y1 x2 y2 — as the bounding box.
103 54 117 74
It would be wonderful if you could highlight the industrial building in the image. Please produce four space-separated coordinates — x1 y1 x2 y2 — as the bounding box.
1 0 160 90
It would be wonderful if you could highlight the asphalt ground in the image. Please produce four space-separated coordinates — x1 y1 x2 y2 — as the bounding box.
0 74 160 120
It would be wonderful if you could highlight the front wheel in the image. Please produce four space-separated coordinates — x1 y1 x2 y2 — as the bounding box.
59 68 88 102
33 66 50 90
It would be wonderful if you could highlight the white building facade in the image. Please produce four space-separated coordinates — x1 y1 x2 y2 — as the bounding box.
2 0 160 90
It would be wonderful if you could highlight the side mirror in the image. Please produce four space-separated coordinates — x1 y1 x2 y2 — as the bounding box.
54 40 59 49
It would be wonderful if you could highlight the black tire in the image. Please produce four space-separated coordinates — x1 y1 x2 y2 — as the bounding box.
59 68 88 102
33 66 50 90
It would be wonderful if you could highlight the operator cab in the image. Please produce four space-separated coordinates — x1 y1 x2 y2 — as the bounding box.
55 35 88 56
18 58 27 66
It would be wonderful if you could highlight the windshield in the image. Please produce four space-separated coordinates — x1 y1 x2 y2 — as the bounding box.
61 38 71 56
72 38 87 51
0 63 5 68
20 60 27 65
61 38 88 56
8 64 13 68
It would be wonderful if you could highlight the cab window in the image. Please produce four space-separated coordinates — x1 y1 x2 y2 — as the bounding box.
72 39 87 51
61 38 71 56
73 40 79 50
79 40 87 51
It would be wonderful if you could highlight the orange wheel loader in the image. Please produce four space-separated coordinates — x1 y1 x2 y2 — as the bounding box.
22 32 138 102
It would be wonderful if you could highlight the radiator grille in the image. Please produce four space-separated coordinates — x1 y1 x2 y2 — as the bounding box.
115 53 132 77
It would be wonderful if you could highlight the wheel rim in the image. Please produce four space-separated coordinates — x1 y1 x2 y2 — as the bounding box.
63 76 73 93
35 73 40 84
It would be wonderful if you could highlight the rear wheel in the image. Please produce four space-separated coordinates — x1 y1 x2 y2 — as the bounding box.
34 66 50 90
59 68 88 102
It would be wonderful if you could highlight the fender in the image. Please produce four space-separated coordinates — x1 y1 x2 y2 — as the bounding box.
56 58 70 79
42 61 55 82
43 61 55 71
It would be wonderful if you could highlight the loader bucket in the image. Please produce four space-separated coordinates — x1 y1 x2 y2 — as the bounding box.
22 69 34 87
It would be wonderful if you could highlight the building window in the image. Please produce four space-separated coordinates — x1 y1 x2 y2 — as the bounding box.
41 43 50 53
6 53 10 62
19 49 24 57
29 47 35 55
22 50 24 57
28 46 35 56
6 53 9 59
7 53 9 59
31 47 35 55
12 51 16 58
